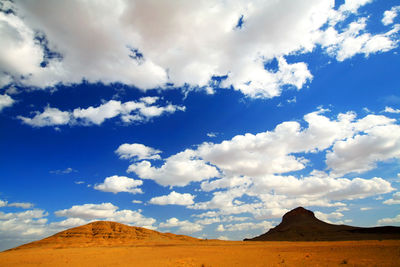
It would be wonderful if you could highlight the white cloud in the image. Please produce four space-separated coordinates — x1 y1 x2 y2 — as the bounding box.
315 211 344 223
124 110 396 218
116 143 161 160
384 106 400 114
55 203 118 220
18 106 71 127
0 94 15 111
128 149 220 186
339 0 373 13
131 200 142 204
94 175 143 194
149 191 195 206
50 167 76 174
18 98 185 127
360 207 372 211
207 132 217 138
217 235 229 240
319 17 400 61
378 214 400 226
382 6 400 26
54 202 156 229
7 202 34 209
0 200 34 209
326 122 400 176
218 221 273 232
159 217 203 234
383 192 400 205
0 200 7 207
0 0 394 99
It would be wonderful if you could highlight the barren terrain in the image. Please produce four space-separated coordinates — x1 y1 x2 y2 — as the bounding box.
1 240 400 266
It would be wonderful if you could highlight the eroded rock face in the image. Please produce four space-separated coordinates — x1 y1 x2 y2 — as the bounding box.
245 207 400 241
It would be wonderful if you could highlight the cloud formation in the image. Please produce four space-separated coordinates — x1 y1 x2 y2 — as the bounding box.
1 0 397 98
94 175 143 194
149 191 195 206
0 94 15 112
18 97 185 127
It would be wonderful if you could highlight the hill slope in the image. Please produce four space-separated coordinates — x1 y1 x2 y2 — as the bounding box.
245 207 400 241
11 221 199 250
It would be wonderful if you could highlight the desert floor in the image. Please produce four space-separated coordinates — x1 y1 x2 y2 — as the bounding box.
0 240 399 266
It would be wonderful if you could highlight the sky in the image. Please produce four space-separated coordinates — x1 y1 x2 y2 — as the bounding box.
1 0 400 251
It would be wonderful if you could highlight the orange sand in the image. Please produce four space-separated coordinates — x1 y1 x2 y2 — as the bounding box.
1 240 399 266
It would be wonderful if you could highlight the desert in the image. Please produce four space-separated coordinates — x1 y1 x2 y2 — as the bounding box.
1 208 399 266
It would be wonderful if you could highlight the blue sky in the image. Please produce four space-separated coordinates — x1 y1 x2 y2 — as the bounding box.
1 0 400 250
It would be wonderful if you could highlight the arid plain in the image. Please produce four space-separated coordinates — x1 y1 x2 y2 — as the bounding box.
1 240 400 266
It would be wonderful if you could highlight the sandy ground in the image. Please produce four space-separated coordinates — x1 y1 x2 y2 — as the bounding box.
0 240 399 267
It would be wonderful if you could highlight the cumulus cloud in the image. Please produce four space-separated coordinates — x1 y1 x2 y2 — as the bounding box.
128 149 220 186
18 97 185 127
7 202 34 209
0 94 15 111
315 211 344 224
0 0 394 98
0 209 49 250
158 217 203 234
326 122 400 176
54 202 156 228
149 191 195 206
116 143 161 160
378 214 400 226
216 221 273 232
383 192 400 205
382 6 400 26
94 175 143 194
0 200 34 209
384 106 400 114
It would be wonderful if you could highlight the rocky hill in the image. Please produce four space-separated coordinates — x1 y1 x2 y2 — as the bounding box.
11 221 199 250
245 207 400 241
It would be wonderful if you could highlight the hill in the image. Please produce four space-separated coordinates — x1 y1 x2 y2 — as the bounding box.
245 207 400 241
11 221 199 250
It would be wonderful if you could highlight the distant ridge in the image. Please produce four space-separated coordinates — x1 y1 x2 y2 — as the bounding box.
11 221 199 250
245 207 400 241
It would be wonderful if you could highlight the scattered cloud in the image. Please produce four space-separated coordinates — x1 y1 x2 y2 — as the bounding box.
378 214 400 226
0 200 34 209
207 132 218 138
50 167 76 174
116 143 161 160
382 6 400 26
159 217 203 234
18 98 185 127
217 235 229 240
384 106 400 114
315 211 344 224
0 94 15 112
218 221 273 232
149 191 195 206
360 207 372 211
383 192 400 205
1 0 394 98
54 202 156 228
94 175 143 194
7 202 34 209
74 181 85 185
131 200 142 204
128 149 220 186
